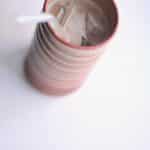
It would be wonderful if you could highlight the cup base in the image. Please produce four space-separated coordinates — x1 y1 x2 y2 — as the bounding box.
24 58 82 96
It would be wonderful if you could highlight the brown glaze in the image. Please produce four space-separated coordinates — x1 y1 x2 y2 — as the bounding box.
24 0 119 96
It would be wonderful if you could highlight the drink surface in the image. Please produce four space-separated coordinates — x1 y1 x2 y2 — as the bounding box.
47 0 111 46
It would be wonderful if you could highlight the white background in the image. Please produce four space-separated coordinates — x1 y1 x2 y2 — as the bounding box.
0 0 149 150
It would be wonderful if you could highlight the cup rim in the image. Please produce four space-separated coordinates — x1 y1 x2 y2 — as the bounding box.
43 0 119 50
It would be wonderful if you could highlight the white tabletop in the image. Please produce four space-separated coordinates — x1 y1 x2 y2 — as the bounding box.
0 0 149 150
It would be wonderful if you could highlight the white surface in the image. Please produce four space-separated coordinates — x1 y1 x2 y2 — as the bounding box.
0 0 149 150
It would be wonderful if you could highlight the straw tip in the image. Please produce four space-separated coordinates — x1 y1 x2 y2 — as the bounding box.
16 17 25 24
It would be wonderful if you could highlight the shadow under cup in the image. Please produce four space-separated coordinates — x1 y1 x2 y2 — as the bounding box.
24 0 118 95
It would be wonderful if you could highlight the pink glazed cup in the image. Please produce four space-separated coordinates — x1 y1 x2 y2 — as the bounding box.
25 0 119 96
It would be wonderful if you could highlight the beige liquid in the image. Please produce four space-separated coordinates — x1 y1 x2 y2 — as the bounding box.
48 0 111 46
